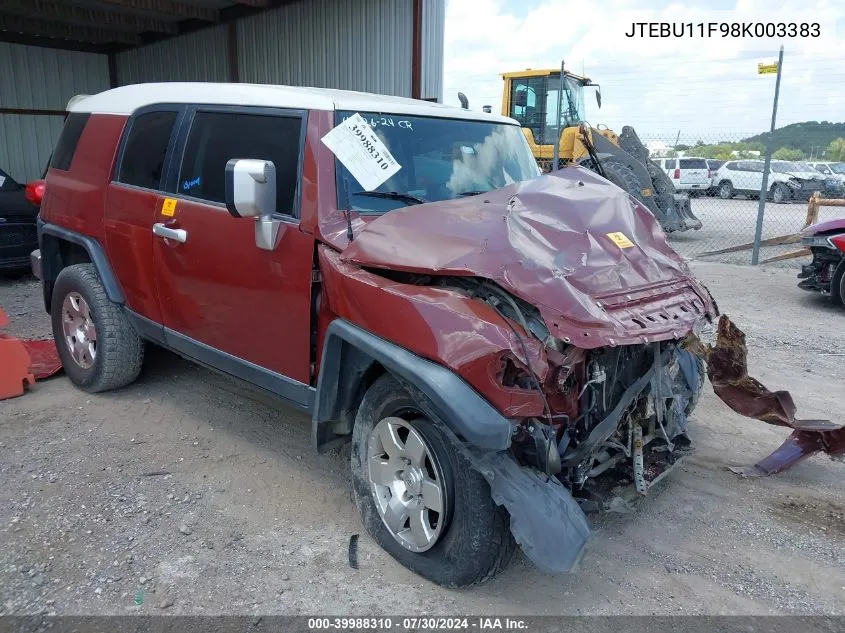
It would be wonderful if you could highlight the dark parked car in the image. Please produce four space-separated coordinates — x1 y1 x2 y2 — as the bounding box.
798 217 845 305
0 167 40 271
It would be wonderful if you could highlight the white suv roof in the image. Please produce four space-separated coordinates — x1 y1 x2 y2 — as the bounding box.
69 82 518 125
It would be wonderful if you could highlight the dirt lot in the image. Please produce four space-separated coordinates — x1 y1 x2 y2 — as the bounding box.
1 262 843 616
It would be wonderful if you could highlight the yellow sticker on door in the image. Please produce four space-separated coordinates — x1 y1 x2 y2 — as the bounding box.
607 232 634 249
161 198 178 217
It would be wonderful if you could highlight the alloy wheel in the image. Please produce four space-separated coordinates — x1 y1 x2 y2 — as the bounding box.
367 416 447 552
61 292 97 369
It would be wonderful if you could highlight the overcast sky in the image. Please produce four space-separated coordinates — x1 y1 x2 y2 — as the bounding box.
442 0 845 144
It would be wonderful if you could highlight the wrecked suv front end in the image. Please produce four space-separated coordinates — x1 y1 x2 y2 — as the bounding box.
317 162 719 580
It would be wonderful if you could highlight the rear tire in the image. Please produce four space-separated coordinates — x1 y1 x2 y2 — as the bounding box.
718 181 734 199
350 373 515 588
51 264 144 392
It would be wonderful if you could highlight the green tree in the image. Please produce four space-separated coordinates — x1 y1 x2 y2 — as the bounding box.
675 144 690 151
827 138 845 161
772 147 804 161
665 149 678 158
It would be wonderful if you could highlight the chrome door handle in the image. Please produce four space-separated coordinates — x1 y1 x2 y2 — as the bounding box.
152 223 187 243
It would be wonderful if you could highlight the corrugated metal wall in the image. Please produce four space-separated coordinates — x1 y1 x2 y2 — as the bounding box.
237 0 414 97
0 0 445 181
114 25 229 85
421 0 445 102
0 42 109 181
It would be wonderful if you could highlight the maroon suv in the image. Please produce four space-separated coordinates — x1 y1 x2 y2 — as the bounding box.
31 83 723 587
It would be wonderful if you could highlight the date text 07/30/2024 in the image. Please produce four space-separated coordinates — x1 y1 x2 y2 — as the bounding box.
308 617 529 631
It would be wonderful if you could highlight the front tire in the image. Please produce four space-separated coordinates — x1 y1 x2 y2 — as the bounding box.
350 374 515 587
51 264 144 392
832 260 845 307
718 181 734 199
771 183 789 204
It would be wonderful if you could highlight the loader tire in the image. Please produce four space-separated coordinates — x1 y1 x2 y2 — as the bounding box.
601 159 647 206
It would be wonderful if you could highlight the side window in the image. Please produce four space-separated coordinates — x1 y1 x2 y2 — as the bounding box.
50 113 90 171
178 111 302 215
117 111 178 190
748 162 763 173
725 162 737 171
664 159 676 169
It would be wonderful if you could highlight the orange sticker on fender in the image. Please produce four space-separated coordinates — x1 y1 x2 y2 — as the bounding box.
161 198 177 217
607 232 634 249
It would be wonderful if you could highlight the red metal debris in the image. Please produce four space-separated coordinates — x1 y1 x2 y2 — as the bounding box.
687 314 845 477
0 307 35 400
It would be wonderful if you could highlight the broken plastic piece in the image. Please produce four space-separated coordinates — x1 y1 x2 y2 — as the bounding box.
466 448 591 574
0 307 35 400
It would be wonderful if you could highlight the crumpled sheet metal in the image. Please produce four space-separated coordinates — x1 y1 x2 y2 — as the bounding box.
686 315 844 477
342 168 715 349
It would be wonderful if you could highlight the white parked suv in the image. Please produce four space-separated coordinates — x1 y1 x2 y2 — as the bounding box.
714 159 833 203
656 157 710 194
807 162 845 194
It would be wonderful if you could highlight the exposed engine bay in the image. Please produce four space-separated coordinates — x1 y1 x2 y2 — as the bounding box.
377 271 707 511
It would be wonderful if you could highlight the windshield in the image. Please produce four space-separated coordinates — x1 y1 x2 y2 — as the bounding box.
796 162 818 172
335 111 541 214
830 163 845 175
771 161 803 173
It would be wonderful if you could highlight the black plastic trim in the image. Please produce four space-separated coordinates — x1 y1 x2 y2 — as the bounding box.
313 319 514 453
38 219 125 305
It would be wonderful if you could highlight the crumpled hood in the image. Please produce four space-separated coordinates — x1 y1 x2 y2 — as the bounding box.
341 168 714 349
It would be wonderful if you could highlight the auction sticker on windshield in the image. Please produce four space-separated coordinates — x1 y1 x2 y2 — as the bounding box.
321 112 401 191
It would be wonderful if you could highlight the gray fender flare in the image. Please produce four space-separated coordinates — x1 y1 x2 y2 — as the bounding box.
38 219 125 307
312 319 514 453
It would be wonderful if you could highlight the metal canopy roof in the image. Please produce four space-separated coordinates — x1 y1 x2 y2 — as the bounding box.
0 0 292 53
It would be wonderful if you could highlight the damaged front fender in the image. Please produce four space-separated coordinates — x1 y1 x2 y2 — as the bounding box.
685 315 845 477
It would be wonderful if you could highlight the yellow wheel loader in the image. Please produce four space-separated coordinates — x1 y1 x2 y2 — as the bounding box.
499 68 702 233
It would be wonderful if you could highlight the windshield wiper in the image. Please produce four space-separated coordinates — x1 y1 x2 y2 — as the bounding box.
457 190 489 197
352 191 426 205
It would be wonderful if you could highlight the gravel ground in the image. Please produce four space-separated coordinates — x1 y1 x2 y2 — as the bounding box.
0 263 843 616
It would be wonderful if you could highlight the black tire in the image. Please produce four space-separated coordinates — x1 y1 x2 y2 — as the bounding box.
350 373 515 588
51 263 144 392
771 183 789 204
832 259 845 307
601 159 647 206
718 180 734 199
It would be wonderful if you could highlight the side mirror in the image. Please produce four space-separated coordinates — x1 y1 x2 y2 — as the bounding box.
514 91 528 108
224 158 282 251
225 158 276 218
595 89 602 109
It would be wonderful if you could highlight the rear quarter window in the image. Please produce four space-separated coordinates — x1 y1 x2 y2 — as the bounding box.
663 159 677 169
679 158 707 168
117 111 178 190
50 113 91 171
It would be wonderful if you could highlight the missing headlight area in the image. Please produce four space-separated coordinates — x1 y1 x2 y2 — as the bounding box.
509 338 703 512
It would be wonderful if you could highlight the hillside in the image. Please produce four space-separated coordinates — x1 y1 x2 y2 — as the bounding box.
743 121 845 156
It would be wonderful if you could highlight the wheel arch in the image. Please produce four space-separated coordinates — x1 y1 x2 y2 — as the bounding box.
312 319 514 454
38 220 125 313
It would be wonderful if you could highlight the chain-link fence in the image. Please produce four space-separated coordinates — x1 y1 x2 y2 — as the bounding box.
635 132 845 268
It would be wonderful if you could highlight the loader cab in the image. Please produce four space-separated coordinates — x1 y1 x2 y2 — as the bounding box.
502 70 592 147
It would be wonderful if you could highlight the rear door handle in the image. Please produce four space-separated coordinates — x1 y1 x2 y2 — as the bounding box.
153 223 187 243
